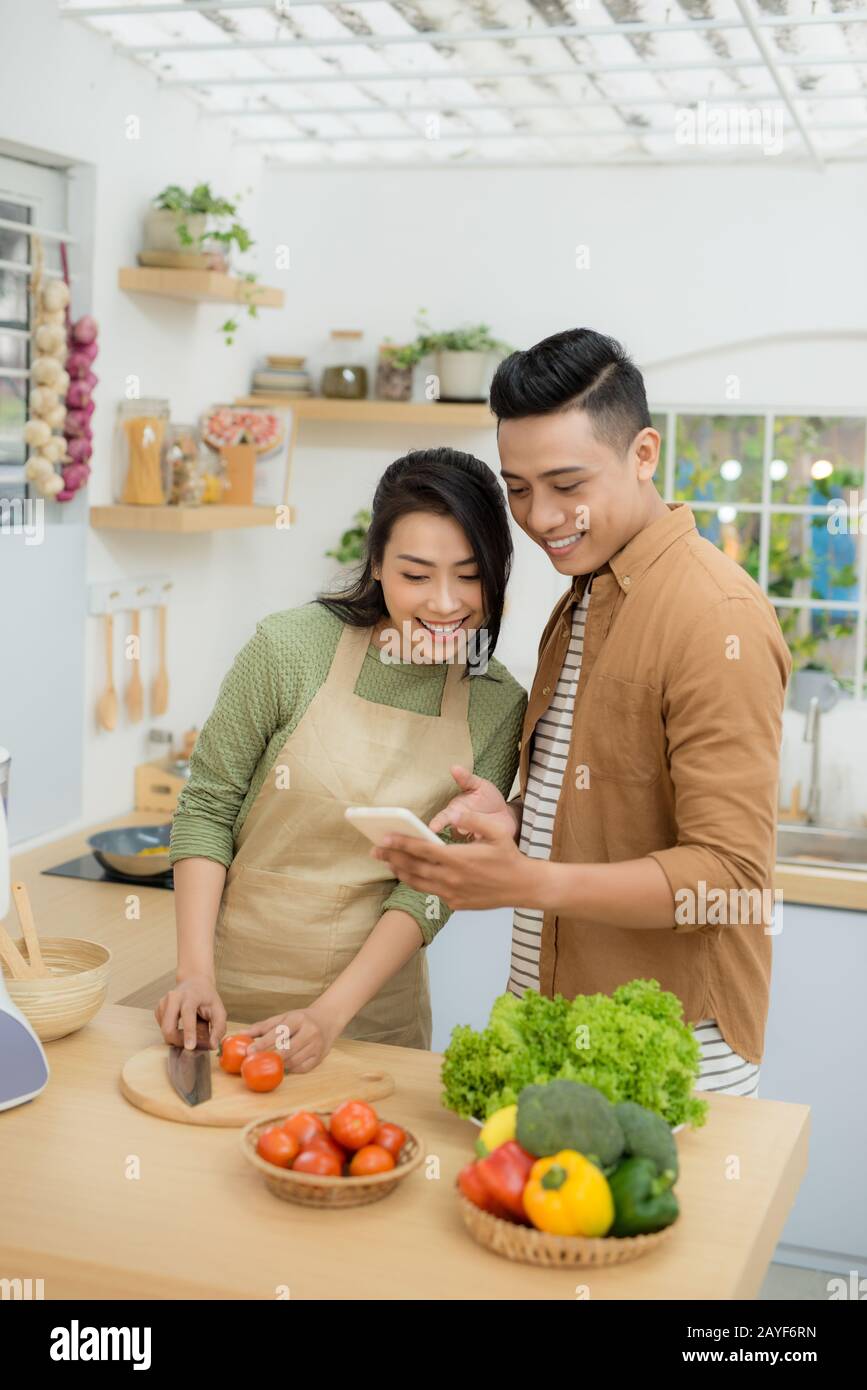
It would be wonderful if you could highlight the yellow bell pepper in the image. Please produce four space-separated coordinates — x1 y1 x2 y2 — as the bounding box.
523 1150 614 1237
476 1104 518 1157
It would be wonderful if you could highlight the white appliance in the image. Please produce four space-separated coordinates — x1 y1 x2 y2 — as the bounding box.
0 746 50 1110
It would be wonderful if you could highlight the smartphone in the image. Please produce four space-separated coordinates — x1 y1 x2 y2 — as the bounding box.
344 806 443 848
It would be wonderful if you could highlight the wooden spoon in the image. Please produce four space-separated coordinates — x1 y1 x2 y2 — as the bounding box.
96 613 118 731
125 609 144 724
12 881 48 978
0 920 32 980
151 604 169 716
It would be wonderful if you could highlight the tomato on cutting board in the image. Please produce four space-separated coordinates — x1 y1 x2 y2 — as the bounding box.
218 1033 253 1075
240 1050 284 1092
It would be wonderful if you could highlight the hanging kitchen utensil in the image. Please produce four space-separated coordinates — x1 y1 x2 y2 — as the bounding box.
96 613 118 731
125 609 144 724
11 882 47 978
151 604 169 716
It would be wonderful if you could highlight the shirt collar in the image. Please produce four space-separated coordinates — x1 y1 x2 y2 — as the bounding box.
571 502 696 600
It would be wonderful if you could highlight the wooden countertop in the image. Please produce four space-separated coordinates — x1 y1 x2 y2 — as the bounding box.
1 812 812 1300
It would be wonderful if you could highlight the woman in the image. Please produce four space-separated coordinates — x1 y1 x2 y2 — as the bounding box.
156 447 526 1071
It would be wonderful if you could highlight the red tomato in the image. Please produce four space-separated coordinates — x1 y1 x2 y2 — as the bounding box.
256 1127 299 1169
240 1050 284 1093
349 1144 395 1177
330 1100 378 1151
282 1111 327 1147
375 1122 406 1159
304 1134 348 1166
218 1033 253 1075
293 1146 342 1178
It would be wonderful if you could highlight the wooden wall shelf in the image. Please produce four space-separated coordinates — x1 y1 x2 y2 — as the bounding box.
118 268 284 308
235 395 494 428
89 504 294 534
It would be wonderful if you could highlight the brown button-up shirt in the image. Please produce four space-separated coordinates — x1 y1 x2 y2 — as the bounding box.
519 502 792 1062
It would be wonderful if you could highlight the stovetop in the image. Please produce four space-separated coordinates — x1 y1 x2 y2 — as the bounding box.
42 853 175 891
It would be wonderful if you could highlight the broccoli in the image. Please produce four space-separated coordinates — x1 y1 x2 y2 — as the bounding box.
614 1100 679 1182
516 1079 625 1165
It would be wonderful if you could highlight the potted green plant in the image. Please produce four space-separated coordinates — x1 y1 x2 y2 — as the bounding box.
412 311 512 402
144 184 259 344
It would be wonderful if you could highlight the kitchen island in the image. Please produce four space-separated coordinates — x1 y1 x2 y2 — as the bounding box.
0 814 811 1300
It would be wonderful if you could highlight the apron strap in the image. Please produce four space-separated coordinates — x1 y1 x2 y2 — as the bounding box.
326 621 472 722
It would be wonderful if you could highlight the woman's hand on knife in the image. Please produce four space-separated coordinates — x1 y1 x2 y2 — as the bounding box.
155 974 227 1050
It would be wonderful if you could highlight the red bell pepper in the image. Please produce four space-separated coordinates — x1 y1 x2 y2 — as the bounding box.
457 1161 513 1219
475 1140 535 1221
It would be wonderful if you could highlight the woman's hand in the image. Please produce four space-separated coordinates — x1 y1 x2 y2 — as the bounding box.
244 1002 341 1074
429 764 521 841
155 974 227 1050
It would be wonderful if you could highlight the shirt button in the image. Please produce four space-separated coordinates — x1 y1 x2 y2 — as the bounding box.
622 575 632 589
543 685 551 695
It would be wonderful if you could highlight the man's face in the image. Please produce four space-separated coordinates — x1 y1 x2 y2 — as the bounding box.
498 408 660 576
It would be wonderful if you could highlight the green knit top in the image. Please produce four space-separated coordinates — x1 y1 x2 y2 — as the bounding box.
169 601 527 945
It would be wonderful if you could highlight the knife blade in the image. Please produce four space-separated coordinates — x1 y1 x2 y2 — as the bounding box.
167 1015 213 1106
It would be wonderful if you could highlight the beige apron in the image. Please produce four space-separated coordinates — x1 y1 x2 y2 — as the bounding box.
214 622 474 1048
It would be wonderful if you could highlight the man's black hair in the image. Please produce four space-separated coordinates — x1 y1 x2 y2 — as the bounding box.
489 327 652 454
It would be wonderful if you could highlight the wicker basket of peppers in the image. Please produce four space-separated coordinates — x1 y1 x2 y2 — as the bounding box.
456 1080 681 1268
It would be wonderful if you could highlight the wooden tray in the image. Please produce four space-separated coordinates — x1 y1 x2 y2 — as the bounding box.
120 1034 394 1127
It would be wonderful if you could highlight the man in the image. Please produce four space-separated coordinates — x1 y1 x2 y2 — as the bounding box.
374 327 792 1097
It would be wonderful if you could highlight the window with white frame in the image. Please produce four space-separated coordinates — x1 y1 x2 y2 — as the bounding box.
651 408 867 699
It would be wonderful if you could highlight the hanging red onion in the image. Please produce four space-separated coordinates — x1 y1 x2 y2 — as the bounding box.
71 315 98 345
66 436 92 464
66 349 92 379
64 410 92 438
84 370 99 389
66 380 92 410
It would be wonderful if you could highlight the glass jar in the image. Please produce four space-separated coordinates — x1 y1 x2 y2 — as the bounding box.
114 399 170 505
163 422 208 506
321 330 368 400
375 344 414 402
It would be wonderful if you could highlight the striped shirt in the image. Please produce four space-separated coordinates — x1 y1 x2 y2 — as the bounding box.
508 582 761 1100
508 581 592 997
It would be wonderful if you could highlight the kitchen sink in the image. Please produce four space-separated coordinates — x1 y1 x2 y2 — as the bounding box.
777 824 867 872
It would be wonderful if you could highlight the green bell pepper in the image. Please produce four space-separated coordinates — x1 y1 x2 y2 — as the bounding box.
607 1156 680 1237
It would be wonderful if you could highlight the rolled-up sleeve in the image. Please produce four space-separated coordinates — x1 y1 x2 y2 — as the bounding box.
647 595 791 932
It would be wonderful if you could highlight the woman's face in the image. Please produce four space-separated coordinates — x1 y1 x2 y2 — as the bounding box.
372 510 485 664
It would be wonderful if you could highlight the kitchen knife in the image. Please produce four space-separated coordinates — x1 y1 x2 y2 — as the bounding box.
167 1016 213 1106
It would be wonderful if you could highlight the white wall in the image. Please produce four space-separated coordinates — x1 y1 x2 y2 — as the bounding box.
3 0 867 841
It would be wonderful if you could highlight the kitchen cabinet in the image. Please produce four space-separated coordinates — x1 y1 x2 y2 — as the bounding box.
760 901 867 1267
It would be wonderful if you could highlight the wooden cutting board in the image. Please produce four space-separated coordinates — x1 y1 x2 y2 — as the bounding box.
120 1034 395 1127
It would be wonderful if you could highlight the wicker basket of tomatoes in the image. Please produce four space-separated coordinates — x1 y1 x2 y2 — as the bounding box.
241 1100 424 1207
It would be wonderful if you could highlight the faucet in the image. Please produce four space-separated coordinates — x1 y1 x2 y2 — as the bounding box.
803 696 821 825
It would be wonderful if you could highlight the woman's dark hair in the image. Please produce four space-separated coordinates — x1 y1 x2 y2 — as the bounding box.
490 327 651 454
318 447 512 668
